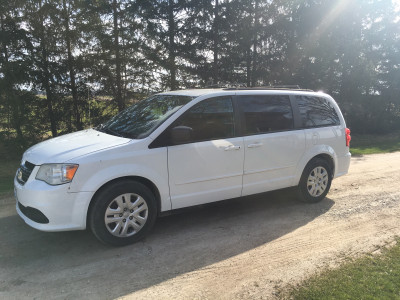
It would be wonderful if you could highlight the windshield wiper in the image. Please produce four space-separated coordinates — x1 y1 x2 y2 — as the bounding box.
105 127 125 137
95 124 126 138
95 124 104 131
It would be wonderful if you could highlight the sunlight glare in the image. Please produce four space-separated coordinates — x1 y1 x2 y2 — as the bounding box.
394 0 400 11
312 0 348 42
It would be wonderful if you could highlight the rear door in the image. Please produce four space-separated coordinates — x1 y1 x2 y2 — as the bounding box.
238 94 306 196
166 96 245 209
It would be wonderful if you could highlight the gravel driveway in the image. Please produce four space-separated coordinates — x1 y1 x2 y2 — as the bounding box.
1 152 400 299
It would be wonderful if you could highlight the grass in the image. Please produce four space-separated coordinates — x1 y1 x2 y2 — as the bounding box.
286 132 400 299
288 240 400 300
351 131 400 156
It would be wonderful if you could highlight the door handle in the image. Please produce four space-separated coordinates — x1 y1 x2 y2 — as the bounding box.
224 145 241 151
247 142 263 148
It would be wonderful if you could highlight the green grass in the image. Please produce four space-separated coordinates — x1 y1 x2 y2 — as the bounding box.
288 240 400 300
351 131 400 156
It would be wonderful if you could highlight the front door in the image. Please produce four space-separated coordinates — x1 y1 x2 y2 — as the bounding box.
167 96 244 209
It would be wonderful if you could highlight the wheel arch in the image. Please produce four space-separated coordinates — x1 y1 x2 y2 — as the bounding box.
86 176 162 227
293 147 337 186
297 154 334 203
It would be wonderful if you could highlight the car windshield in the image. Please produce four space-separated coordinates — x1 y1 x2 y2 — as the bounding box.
96 94 195 139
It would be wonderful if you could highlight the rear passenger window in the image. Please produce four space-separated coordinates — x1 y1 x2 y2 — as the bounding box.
296 96 340 128
239 95 294 135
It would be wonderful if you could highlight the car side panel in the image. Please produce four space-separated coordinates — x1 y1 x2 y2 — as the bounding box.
168 137 245 209
242 130 306 196
68 143 171 213
292 126 346 186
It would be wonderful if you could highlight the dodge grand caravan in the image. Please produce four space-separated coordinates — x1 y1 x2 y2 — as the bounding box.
15 88 351 245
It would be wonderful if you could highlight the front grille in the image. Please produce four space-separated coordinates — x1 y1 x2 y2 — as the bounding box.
18 202 49 224
16 161 35 185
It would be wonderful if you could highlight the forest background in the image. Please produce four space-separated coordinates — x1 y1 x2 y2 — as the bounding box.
1 0 399 156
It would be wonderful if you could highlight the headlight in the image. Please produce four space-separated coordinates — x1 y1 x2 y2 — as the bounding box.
36 164 79 185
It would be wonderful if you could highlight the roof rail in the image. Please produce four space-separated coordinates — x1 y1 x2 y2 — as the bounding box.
204 83 247 89
223 85 314 92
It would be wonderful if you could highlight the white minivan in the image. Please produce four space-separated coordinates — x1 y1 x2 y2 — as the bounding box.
15 88 351 245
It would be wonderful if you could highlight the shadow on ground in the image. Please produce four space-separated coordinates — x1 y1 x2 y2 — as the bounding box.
0 189 334 299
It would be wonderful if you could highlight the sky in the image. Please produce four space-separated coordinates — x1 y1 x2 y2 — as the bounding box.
394 0 400 11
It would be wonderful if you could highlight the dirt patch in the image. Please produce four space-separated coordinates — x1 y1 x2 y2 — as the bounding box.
1 152 400 299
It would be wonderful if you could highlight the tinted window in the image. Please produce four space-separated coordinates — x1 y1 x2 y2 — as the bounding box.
239 95 293 134
296 96 340 128
97 95 195 139
172 96 235 143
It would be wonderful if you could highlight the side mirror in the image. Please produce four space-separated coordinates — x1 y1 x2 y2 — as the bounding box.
170 126 193 145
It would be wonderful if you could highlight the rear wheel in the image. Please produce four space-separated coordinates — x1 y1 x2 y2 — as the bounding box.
298 158 332 203
89 180 157 246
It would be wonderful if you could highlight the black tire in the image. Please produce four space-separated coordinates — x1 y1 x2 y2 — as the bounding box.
297 158 332 203
89 179 157 246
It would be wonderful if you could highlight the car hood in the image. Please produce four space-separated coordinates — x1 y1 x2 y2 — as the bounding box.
23 129 131 165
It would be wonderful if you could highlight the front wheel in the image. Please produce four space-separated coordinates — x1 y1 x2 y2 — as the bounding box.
297 158 332 203
89 180 157 246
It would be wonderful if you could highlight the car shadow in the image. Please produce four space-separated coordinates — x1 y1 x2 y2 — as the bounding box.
0 189 334 299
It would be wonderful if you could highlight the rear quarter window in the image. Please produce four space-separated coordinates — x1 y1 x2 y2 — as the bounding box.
295 96 340 128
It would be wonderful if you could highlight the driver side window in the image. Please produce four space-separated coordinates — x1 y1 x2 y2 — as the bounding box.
172 96 235 144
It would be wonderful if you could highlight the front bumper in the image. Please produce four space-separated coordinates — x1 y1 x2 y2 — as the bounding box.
14 173 94 232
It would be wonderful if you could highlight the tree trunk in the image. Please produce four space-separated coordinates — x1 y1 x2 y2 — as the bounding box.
251 0 260 87
42 72 57 137
38 1 57 137
246 48 251 87
1 14 24 144
168 0 177 90
63 0 82 130
113 0 124 111
213 0 219 84
11 96 25 146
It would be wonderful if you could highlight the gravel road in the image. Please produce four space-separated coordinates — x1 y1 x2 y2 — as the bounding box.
1 152 400 299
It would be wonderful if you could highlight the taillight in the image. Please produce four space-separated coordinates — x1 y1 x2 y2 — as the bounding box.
345 128 351 147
